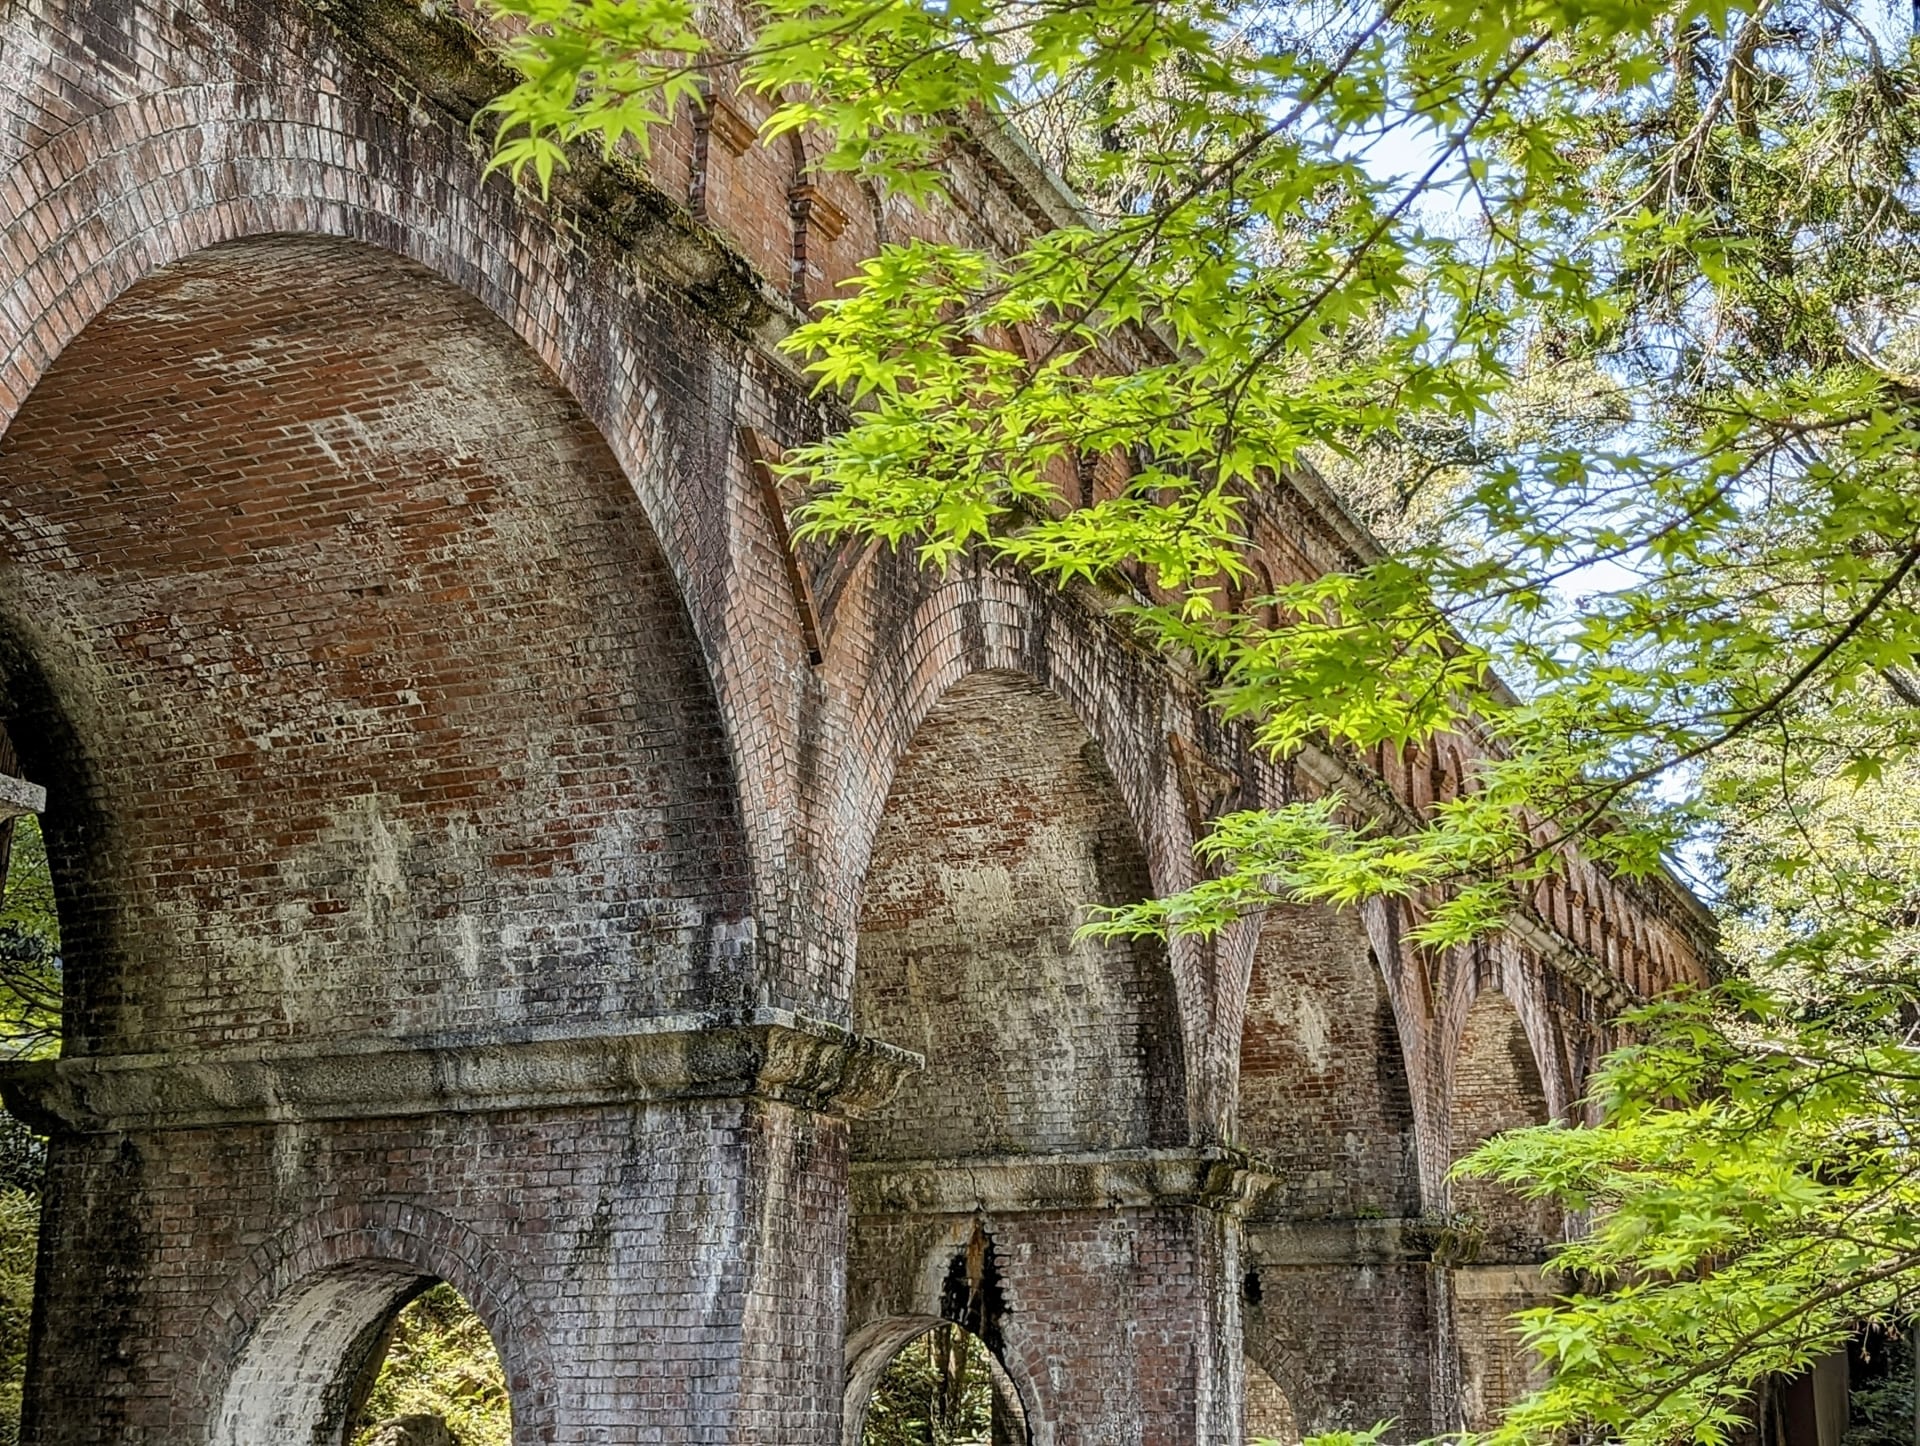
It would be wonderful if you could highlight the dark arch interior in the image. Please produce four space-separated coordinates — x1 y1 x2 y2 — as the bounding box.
0 235 748 1055
1237 903 1419 1217
857 1322 1028 1446
851 670 1184 1160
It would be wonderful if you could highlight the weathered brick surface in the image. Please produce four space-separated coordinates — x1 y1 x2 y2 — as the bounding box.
1239 903 1419 1220
0 0 1715 1438
848 1207 1240 1446
852 670 1183 1160
0 236 750 1054
1246 1262 1441 1439
28 1099 847 1443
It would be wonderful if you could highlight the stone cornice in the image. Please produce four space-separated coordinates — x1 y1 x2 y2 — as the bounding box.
850 1147 1277 1216
0 774 44 821
0 1011 922 1136
1242 1217 1551 1268
1244 1216 1436 1266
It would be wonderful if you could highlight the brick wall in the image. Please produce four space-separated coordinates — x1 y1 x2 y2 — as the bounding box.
1246 1262 1440 1440
27 1098 847 1444
1442 987 1561 1433
848 1206 1240 1446
1238 903 1419 1219
1447 988 1560 1258
1245 1356 1297 1443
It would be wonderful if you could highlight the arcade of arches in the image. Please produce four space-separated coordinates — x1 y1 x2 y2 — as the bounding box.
0 1 1714 1438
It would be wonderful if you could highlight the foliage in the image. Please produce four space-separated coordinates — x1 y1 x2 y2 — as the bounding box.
0 818 54 1445
477 0 1920 1441
474 0 1920 944
1458 982 1920 1446
862 1326 995 1446
351 1285 512 1446
0 1190 38 1446
1840 1328 1914 1446
0 818 58 1061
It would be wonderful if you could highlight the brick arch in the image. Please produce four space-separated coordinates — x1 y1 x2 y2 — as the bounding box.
1440 939 1573 1121
1234 900 1421 1217
826 562 1219 1080
849 664 1188 1158
0 80 811 979
1442 968 1563 1431
1444 975 1562 1258
195 1200 556 1445
1358 894 1448 1207
831 563 1182 928
1244 1354 1301 1444
0 232 751 1051
1240 1314 1312 1431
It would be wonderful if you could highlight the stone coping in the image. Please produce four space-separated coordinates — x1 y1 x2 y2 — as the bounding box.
850 1146 1281 1215
0 1010 923 1135
0 774 44 821
1243 1217 1557 1268
1244 1215 1437 1265
1448 1263 1553 1299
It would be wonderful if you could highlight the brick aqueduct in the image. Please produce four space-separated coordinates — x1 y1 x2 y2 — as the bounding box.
0 0 1714 1440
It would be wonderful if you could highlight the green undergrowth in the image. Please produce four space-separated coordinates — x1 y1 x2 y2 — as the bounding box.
0 1186 36 1446
862 1326 995 1445
351 1284 512 1446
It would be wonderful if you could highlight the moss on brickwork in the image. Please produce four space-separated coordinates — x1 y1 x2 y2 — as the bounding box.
313 0 777 337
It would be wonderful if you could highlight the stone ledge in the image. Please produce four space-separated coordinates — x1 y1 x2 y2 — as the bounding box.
0 775 45 821
1449 1263 1552 1299
850 1147 1278 1216
1243 1218 1555 1268
1244 1216 1435 1266
0 1010 922 1135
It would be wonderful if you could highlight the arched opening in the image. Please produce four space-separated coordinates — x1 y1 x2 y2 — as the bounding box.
1244 1357 1299 1446
848 1319 1029 1446
1448 989 1557 1256
218 1265 510 1446
1238 904 1418 1217
0 235 748 1058
851 670 1184 1160
0 234 744 1435
0 773 53 1441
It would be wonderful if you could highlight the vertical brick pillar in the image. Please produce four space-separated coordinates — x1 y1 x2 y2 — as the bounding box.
848 1151 1255 1446
1242 1222 1445 1443
993 1205 1241 1445
1444 1264 1554 1434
